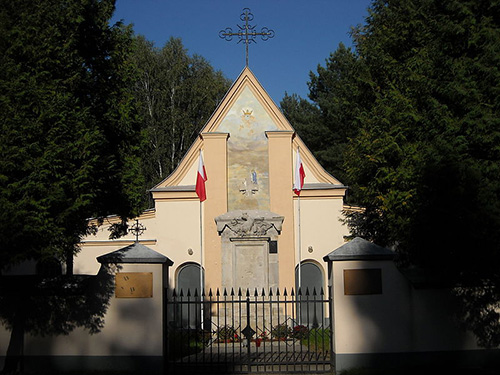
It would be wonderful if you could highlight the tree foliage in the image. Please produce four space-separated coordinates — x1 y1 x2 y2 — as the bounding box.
347 0 500 347
132 36 231 191
0 0 144 270
286 0 500 347
346 0 500 261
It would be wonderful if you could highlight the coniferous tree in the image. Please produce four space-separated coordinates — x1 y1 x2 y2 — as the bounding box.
0 0 144 271
344 0 500 347
285 0 500 347
0 0 145 371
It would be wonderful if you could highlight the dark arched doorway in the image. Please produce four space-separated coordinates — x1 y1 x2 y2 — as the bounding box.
295 262 325 327
176 263 204 328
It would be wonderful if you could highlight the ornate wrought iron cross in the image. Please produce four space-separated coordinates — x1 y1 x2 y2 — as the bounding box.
129 219 146 242
219 8 275 67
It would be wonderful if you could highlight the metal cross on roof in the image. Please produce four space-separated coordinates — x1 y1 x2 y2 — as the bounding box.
219 8 275 67
129 219 146 242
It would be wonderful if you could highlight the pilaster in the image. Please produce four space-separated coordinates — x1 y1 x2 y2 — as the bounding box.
266 131 295 290
200 132 229 289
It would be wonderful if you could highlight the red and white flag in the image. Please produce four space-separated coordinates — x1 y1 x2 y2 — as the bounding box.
196 150 207 202
293 148 305 195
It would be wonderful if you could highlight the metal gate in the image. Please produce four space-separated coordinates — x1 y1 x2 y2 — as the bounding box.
165 287 333 374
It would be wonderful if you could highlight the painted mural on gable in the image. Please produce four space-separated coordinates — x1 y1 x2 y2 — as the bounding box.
218 86 278 211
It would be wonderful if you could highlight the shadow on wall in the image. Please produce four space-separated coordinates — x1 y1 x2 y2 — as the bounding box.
0 263 118 373
337 260 493 371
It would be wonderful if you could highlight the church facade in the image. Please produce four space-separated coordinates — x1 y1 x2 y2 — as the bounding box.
76 67 348 295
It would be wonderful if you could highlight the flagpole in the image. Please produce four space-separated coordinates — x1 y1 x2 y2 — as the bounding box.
196 149 207 331
298 194 302 292
294 146 305 325
200 199 204 330
294 147 304 292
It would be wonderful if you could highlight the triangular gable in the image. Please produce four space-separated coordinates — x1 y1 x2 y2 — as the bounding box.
152 67 342 192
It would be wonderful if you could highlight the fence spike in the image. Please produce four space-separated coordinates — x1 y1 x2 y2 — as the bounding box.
179 288 184 297
269 288 273 297
297 287 302 296
261 288 266 297
276 287 280 296
172 289 177 297
193 288 198 297
291 288 295 297
305 287 310 296
283 288 288 296
254 288 258 297
209 288 213 297
230 287 235 296
320 287 325 296
238 287 242 297
246 288 250 297
223 288 228 297
313 287 317 296
216 288 220 297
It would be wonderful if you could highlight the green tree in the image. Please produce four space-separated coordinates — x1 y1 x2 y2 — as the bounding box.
0 0 145 371
0 0 143 273
343 0 500 347
132 36 231 191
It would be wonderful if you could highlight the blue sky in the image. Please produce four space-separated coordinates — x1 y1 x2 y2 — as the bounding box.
111 0 373 104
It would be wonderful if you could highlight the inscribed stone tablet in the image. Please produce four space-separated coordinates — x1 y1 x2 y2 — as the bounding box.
234 243 268 291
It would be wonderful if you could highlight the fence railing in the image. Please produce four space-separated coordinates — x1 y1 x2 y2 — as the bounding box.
165 287 333 374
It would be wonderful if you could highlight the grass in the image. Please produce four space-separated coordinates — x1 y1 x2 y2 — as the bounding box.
301 327 330 353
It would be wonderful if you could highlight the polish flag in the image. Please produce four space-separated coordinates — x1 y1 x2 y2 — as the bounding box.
196 150 207 202
293 148 305 196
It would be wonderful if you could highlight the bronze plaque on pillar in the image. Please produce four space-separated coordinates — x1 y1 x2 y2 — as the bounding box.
344 269 382 295
115 272 153 298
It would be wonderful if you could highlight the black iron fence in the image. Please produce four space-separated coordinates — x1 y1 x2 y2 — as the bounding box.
165 287 333 374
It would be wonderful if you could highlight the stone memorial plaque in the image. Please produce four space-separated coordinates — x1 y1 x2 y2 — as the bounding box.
115 272 153 298
234 243 268 291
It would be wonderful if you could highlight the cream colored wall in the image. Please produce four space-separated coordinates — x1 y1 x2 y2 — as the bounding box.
177 157 198 186
331 260 483 355
298 198 347 262
301 162 319 183
296 197 347 292
155 199 201 288
332 260 412 354
2 263 164 357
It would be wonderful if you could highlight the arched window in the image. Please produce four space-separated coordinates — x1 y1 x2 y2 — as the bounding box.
295 262 325 327
176 263 204 329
